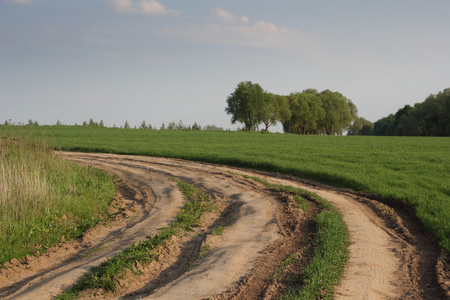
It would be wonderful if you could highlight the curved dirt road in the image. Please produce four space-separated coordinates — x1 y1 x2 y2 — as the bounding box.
0 153 446 299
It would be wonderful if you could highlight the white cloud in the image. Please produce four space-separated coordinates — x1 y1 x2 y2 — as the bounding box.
210 8 249 24
162 8 312 51
109 0 179 16
210 8 235 22
240 16 249 24
4 0 32 6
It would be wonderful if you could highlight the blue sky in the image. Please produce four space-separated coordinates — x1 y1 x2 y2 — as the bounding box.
1 0 449 130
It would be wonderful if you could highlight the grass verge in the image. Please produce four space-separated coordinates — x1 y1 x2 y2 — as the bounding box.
0 131 116 265
56 178 213 299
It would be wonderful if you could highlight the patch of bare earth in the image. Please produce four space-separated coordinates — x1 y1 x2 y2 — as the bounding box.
0 153 448 299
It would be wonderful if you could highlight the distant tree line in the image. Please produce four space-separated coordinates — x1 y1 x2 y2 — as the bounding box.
2 118 225 132
225 81 358 135
348 88 450 136
159 120 223 131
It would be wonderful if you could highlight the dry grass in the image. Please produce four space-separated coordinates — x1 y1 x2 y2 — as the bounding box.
0 135 51 222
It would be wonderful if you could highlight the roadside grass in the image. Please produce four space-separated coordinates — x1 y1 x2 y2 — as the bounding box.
56 178 213 299
21 127 448 252
242 174 349 299
0 130 116 265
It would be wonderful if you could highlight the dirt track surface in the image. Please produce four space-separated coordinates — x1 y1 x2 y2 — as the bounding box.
0 153 448 299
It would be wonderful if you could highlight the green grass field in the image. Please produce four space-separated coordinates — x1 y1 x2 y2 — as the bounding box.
4 126 449 252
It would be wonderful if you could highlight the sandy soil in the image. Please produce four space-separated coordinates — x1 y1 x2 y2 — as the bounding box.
0 153 448 299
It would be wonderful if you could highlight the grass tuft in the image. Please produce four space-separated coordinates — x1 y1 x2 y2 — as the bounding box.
212 225 226 236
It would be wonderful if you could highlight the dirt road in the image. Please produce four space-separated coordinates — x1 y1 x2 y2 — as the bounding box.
0 153 447 299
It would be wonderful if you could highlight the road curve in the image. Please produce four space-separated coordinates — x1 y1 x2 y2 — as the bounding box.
0 152 444 299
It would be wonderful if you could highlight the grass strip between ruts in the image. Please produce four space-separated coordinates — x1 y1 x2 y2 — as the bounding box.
55 178 213 300
240 175 349 299
281 196 349 299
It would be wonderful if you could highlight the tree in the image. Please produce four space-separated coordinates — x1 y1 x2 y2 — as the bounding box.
192 122 201 130
259 92 278 132
347 117 374 135
297 91 325 135
283 94 300 134
346 100 359 132
282 89 355 135
225 81 265 131
99 120 105 128
274 95 291 128
371 88 450 136
282 90 325 134
319 90 354 135
124 120 130 129
167 121 176 130
393 105 419 136
140 120 147 129
204 125 223 131
373 114 395 136
176 120 185 130
418 89 450 136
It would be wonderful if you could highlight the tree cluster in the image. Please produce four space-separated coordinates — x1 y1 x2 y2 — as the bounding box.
225 81 358 135
82 119 105 128
372 88 450 136
160 121 223 131
347 117 374 136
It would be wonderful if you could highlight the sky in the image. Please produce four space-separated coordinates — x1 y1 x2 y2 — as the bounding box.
1 0 449 131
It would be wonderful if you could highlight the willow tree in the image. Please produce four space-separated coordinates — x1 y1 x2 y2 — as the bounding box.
283 90 324 134
319 90 355 135
225 81 265 131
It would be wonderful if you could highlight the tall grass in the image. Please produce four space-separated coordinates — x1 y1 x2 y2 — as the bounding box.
0 131 116 265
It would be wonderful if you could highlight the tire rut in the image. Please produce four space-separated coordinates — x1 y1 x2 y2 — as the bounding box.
1 152 446 299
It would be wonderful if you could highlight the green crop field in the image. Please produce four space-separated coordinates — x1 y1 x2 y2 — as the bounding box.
3 126 449 252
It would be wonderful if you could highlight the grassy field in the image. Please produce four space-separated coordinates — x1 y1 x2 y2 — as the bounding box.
3 126 449 252
0 130 117 265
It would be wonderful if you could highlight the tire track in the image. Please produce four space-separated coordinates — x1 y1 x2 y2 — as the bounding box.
1 152 445 299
